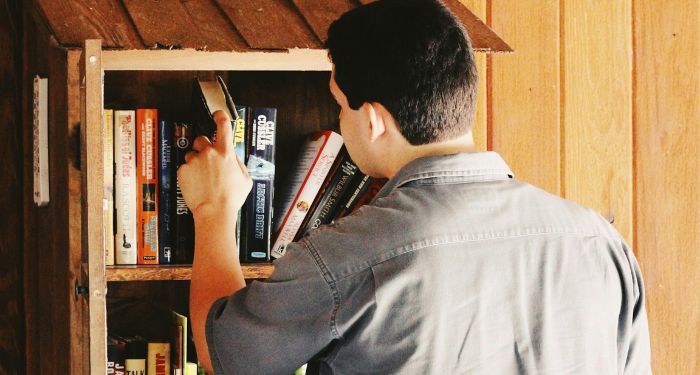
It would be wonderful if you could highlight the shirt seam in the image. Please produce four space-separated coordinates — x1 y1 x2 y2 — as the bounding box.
331 229 613 283
301 238 342 340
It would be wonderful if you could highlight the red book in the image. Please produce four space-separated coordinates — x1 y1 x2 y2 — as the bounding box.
136 109 159 264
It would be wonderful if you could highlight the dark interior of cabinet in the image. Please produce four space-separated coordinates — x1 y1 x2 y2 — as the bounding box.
103 70 339 344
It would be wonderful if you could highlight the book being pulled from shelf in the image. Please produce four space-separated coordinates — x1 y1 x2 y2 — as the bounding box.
272 130 343 259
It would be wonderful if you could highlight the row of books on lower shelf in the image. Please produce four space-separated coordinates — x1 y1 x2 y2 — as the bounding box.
107 311 199 375
103 76 385 268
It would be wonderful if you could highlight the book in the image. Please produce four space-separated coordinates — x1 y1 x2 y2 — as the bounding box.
171 311 188 375
241 107 276 262
174 122 195 264
124 336 147 375
271 131 343 259
233 106 247 251
114 110 138 265
336 177 387 219
295 147 359 239
107 335 127 375
147 342 170 375
158 120 174 264
191 76 238 141
104 109 115 266
137 109 159 264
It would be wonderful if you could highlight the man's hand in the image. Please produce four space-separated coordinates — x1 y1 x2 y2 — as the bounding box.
177 110 252 222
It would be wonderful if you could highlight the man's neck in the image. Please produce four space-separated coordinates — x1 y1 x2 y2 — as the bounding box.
385 133 477 178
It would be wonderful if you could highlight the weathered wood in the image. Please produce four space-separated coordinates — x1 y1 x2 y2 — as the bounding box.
66 49 88 375
634 0 700 373
291 0 355 42
179 0 248 51
81 39 106 375
101 48 332 71
216 0 322 49
106 264 275 282
458 0 488 151
0 0 25 373
442 0 512 53
35 0 142 49
563 0 633 242
489 0 561 194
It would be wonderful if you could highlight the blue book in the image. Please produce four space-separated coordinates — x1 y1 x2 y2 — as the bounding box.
158 120 174 264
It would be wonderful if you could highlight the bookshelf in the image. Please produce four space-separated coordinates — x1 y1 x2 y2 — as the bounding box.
28 1 510 373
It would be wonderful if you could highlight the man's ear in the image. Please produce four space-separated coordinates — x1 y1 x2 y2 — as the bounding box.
365 102 387 143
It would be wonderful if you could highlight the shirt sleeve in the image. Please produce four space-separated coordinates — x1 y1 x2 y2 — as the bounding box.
621 241 652 374
205 240 338 375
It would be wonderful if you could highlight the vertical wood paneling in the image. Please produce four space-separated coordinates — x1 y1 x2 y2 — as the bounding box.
634 1 700 373
563 0 633 242
459 0 487 151
489 0 561 194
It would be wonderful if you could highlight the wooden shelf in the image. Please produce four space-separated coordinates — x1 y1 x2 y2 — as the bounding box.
106 264 274 282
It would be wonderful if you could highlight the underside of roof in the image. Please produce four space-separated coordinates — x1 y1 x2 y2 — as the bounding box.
36 0 512 53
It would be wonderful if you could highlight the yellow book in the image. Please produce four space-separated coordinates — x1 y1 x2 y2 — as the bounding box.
147 342 170 375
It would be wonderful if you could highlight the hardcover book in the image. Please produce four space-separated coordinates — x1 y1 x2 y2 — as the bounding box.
137 109 159 264
104 109 115 266
271 130 343 259
295 147 359 240
158 120 174 264
107 335 127 375
241 107 276 262
147 342 170 375
191 75 238 142
114 110 137 265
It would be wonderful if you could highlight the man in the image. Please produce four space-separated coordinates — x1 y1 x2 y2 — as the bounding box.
178 0 651 373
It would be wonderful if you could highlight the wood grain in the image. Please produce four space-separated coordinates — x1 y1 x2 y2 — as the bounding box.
489 0 561 194
0 0 24 373
106 264 275 282
35 0 142 49
442 0 512 53
81 39 106 375
563 0 633 242
215 0 322 49
634 0 700 373
458 0 487 151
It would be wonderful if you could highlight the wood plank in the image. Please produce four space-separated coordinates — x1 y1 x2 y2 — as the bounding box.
0 1 25 373
106 264 275 281
442 0 512 53
179 0 248 51
563 0 633 241
489 0 560 194
101 48 331 71
81 39 106 375
35 0 143 48
634 1 700 373
458 0 487 151
216 0 322 49
66 50 88 375
291 0 355 42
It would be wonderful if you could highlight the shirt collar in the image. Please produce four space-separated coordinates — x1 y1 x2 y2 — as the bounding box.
373 152 514 201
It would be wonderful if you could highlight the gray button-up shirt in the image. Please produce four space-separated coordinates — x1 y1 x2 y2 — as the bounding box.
206 152 651 374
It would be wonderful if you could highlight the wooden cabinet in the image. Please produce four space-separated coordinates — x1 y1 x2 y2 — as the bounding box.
25 2 509 374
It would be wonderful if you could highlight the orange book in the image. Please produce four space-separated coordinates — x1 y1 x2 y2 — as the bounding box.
136 109 159 264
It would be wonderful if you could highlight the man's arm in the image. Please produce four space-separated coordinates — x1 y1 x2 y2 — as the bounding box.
177 110 251 374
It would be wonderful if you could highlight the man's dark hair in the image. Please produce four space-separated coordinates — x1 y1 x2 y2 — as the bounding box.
326 0 478 145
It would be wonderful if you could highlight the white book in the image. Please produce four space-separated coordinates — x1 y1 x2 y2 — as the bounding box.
271 131 343 258
103 109 115 266
114 110 137 265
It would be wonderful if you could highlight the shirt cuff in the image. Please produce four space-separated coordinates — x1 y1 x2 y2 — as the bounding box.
205 296 229 375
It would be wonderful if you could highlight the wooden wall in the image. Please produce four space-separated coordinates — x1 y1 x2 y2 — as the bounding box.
461 0 699 373
0 0 25 374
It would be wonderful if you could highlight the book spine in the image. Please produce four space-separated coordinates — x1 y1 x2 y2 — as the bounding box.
124 336 147 375
147 342 170 375
242 108 276 262
271 132 343 258
104 109 115 266
158 120 174 264
108 336 127 375
174 122 194 264
137 109 159 264
334 174 372 220
234 106 247 251
114 110 137 265
296 149 358 239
